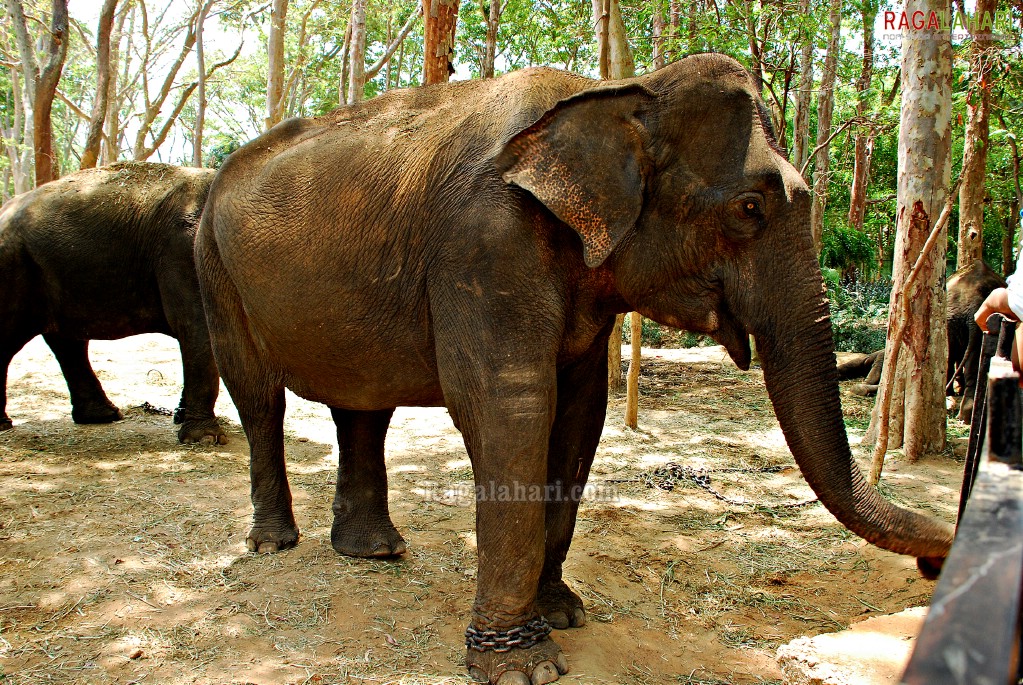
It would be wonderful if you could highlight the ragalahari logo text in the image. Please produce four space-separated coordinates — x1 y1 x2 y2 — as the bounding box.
879 8 1017 42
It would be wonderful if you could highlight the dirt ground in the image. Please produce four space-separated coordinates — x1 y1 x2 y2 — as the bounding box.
0 335 962 685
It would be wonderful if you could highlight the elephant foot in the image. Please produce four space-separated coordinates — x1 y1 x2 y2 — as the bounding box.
957 397 975 424
466 634 568 685
71 400 123 425
331 515 407 558
849 383 879 397
177 417 228 445
536 579 586 629
0 416 12 432
246 519 300 553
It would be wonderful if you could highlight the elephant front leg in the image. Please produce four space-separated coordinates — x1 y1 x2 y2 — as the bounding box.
43 335 122 424
443 366 568 684
329 407 407 557
537 337 609 631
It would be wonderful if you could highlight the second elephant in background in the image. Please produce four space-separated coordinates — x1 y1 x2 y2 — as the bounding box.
837 260 1006 423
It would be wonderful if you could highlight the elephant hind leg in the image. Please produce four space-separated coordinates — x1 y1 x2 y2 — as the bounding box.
43 334 122 424
197 230 297 552
329 407 407 558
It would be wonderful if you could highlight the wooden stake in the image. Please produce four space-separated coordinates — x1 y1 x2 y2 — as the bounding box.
625 312 642 429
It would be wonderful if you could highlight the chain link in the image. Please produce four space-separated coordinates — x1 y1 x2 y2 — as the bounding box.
465 617 551 653
643 462 819 509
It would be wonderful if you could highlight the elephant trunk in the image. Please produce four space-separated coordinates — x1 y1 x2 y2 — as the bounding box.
755 289 954 561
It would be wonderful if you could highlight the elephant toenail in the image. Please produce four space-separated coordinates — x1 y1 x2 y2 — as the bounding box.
257 542 279 553
546 610 569 629
496 671 531 685
531 662 559 685
571 608 586 627
554 652 569 674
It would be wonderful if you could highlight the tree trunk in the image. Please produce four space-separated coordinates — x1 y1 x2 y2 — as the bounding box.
348 0 367 102
956 0 997 269
193 0 215 167
1000 111 1023 266
422 0 459 85
652 0 665 70
7 0 70 186
847 0 877 233
266 0 289 129
592 0 610 79
866 0 952 462
338 22 352 105
607 0 634 79
791 0 815 178
809 0 841 251
483 0 501 78
80 0 118 170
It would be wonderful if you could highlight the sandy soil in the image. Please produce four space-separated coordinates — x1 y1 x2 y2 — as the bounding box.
0 335 962 685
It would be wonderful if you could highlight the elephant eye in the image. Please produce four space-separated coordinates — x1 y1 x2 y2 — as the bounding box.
742 198 762 217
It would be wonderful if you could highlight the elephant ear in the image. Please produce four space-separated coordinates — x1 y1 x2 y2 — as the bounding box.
495 84 655 268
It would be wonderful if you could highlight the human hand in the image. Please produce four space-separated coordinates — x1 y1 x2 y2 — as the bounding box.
975 287 1015 332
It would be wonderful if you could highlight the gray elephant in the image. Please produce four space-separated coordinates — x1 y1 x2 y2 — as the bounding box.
0 162 225 443
837 260 1006 423
195 55 952 684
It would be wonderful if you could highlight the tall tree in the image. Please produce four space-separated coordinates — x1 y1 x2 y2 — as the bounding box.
348 0 367 102
265 0 289 129
422 0 458 84
809 0 841 250
6 0 70 186
193 0 216 167
651 0 665 70
867 0 953 466
791 0 815 176
957 0 998 268
847 0 877 233
482 0 501 77
79 0 118 170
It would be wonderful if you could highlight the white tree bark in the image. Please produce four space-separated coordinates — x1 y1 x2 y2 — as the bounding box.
866 0 952 463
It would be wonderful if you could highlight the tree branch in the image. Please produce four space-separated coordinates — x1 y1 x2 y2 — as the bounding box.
365 2 423 80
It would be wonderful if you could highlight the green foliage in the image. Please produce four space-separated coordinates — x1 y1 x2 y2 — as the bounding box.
827 278 892 353
622 315 663 347
820 223 878 276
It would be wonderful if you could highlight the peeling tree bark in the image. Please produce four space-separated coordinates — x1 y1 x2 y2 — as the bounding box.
422 0 459 85
957 0 997 269
865 0 952 464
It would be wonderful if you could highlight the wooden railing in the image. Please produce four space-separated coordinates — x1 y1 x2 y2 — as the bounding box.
901 314 1023 684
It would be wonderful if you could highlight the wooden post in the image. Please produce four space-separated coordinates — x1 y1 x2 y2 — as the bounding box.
625 312 642 429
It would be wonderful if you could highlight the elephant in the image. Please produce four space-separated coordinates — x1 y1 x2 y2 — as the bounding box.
947 260 1006 421
195 54 953 685
836 260 1006 423
0 162 226 444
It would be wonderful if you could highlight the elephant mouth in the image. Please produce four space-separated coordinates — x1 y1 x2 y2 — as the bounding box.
709 311 751 370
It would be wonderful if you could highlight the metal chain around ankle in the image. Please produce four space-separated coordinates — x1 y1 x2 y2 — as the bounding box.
465 617 552 653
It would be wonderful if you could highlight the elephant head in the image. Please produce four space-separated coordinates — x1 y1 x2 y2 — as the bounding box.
498 53 953 566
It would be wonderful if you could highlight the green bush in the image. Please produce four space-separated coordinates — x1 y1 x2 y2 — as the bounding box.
827 278 891 353
621 316 663 347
